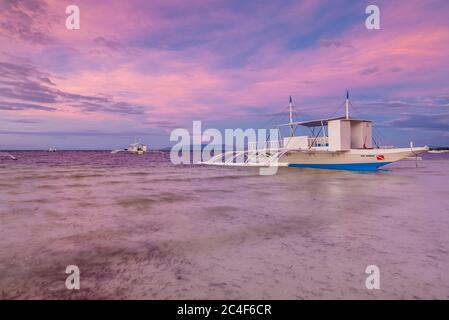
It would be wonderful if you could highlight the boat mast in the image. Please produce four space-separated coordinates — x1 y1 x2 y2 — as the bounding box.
289 96 293 137
345 90 349 119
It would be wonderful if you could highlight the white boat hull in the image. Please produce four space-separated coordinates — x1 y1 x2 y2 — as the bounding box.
279 147 428 171
201 146 429 171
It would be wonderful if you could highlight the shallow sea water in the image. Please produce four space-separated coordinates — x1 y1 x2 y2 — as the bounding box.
0 151 448 299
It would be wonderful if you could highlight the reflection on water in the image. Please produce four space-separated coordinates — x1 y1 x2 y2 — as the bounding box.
0 151 449 299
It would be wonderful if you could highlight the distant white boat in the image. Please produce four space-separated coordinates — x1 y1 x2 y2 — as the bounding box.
0 152 17 160
111 141 149 154
48 146 57 152
201 92 428 171
127 142 148 154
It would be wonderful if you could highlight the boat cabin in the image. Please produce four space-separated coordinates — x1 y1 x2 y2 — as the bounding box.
281 116 373 151
276 93 374 151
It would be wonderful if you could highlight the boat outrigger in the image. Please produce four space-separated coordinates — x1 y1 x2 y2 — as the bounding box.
202 92 428 171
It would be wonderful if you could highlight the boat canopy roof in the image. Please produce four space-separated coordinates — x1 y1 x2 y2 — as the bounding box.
275 116 372 128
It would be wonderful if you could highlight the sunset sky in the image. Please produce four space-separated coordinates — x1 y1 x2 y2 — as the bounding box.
1 0 448 149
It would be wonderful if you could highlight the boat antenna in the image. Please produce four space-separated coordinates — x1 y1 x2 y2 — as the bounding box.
289 95 294 137
345 90 350 119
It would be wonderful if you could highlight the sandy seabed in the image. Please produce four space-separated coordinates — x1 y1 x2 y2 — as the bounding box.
1 151 448 299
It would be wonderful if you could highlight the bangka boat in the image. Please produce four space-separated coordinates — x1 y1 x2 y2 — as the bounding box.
111 141 148 154
127 142 148 154
202 92 428 171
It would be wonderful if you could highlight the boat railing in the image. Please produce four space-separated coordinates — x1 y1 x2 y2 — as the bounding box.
308 136 329 147
248 140 282 151
249 136 329 150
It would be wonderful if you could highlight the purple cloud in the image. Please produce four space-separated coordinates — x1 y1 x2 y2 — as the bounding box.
0 60 148 115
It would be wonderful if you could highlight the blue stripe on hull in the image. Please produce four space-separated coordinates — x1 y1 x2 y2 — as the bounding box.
288 162 392 171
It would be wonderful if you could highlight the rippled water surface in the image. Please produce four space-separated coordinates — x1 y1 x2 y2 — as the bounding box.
1 151 449 299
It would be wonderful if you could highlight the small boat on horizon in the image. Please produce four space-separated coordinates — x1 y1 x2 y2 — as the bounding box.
202 92 428 171
111 141 149 155
48 146 57 152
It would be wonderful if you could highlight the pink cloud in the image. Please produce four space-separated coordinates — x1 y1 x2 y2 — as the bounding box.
1 0 449 148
